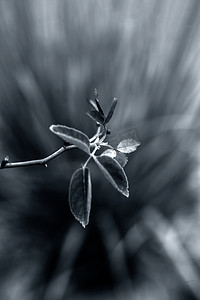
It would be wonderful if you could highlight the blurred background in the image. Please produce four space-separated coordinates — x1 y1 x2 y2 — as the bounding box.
0 0 200 299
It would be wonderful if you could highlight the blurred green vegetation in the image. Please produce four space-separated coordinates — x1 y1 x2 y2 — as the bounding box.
0 0 200 299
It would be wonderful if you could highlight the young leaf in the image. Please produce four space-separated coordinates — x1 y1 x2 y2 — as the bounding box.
50 125 90 154
106 128 139 148
117 139 140 154
87 110 105 124
95 99 104 116
114 151 128 167
93 155 129 197
93 89 104 116
88 98 98 111
69 167 92 228
105 98 118 124
101 149 116 159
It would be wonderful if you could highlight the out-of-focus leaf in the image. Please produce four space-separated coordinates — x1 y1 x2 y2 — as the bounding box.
69 167 92 228
101 149 117 159
106 128 140 149
49 125 90 154
117 139 140 153
87 110 105 124
105 98 118 124
101 149 128 167
93 155 129 197
94 88 98 98
115 151 128 167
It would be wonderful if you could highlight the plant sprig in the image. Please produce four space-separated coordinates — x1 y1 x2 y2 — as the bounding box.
0 89 140 227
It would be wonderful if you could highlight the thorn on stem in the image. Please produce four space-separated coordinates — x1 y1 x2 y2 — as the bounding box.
106 129 111 135
43 163 48 168
1 156 9 168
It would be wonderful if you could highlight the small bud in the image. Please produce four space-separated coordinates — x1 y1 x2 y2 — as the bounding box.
94 88 98 98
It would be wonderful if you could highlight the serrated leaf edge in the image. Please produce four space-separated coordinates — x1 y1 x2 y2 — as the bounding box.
50 124 90 154
93 156 129 197
68 167 92 228
117 139 141 153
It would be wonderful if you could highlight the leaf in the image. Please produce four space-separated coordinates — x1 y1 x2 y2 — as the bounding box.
93 88 104 116
106 128 139 148
69 167 92 228
50 125 90 154
101 149 117 159
117 139 140 153
101 149 128 167
95 98 104 116
93 155 129 197
115 151 128 167
88 98 98 111
87 110 105 124
105 98 118 124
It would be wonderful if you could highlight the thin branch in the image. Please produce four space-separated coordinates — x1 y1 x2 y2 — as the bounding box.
0 145 76 169
0 124 104 170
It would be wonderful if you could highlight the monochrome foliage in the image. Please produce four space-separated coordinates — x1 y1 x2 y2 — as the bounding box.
69 167 92 228
1 89 140 227
50 90 140 226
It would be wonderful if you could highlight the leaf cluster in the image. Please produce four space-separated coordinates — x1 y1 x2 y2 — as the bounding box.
50 89 140 227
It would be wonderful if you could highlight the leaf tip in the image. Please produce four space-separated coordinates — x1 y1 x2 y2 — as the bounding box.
105 97 118 124
49 124 54 131
72 214 88 228
124 189 129 198
81 221 88 228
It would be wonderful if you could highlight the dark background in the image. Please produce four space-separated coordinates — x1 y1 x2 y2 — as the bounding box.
0 1 200 299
